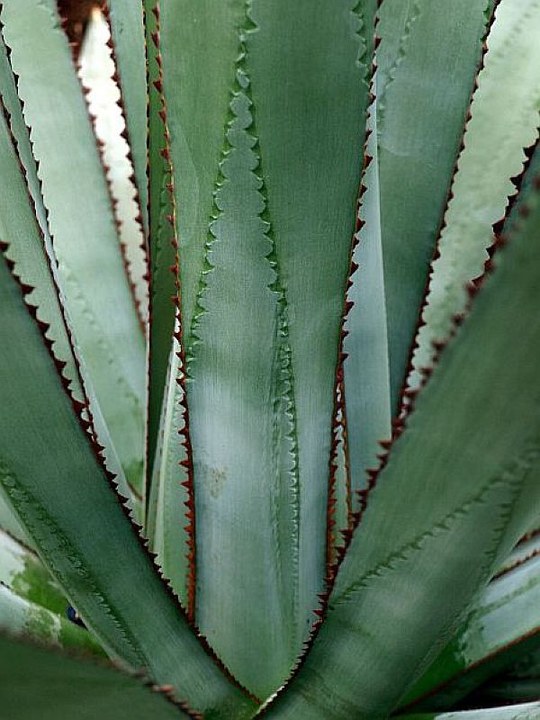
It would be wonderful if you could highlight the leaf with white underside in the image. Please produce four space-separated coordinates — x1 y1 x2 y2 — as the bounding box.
0 0 146 502
106 0 149 235
79 8 149 327
374 0 496 410
0 633 197 720
259 146 540 719
411 0 540 384
0 249 256 716
0 83 133 507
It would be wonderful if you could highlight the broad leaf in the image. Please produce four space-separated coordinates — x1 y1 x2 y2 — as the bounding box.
0 245 256 716
0 633 195 720
161 0 372 696
259 146 540 718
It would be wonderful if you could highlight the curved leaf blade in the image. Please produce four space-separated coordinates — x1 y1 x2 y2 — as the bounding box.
0 248 256 717
0 633 196 720
0 0 146 500
259 147 540 718
375 0 496 409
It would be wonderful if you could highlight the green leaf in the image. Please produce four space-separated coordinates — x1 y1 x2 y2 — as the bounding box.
400 554 540 711
144 0 179 476
161 0 372 696
412 0 540 384
374 0 496 409
146 339 192 611
0 247 256 717
344 97 393 499
243 0 372 653
0 79 134 510
495 531 540 583
258 145 540 719
0 528 67 616
160 0 246 354
0 0 146 503
79 9 149 328
106 0 149 235
180 17 294 696
0 585 101 656
0 632 196 720
395 703 540 720
0 489 31 549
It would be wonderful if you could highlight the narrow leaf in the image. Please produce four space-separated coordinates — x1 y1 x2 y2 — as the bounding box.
412 0 540 383
79 8 149 326
374 0 497 409
106 0 149 235
1 0 146 501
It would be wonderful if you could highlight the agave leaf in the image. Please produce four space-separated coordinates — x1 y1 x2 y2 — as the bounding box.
0 585 102 656
160 0 246 353
143 0 179 475
243 0 372 656
495 532 540 580
400 554 540 711
258 144 540 719
0 86 135 510
0 250 256 716
178 15 294 695
160 0 372 695
0 528 66 616
146 340 192 611
395 703 540 720
0 492 31 548
0 0 146 503
79 8 149 327
0 632 197 720
411 0 540 383
343 96 393 499
374 0 497 410
105 0 149 235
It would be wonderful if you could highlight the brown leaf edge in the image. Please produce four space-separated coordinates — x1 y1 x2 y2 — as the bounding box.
0 627 203 719
258 7 534 709
324 0 379 586
143 0 197 625
0 24 258 709
57 0 150 335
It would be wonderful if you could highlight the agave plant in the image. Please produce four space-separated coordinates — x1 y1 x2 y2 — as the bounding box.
0 0 539 717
